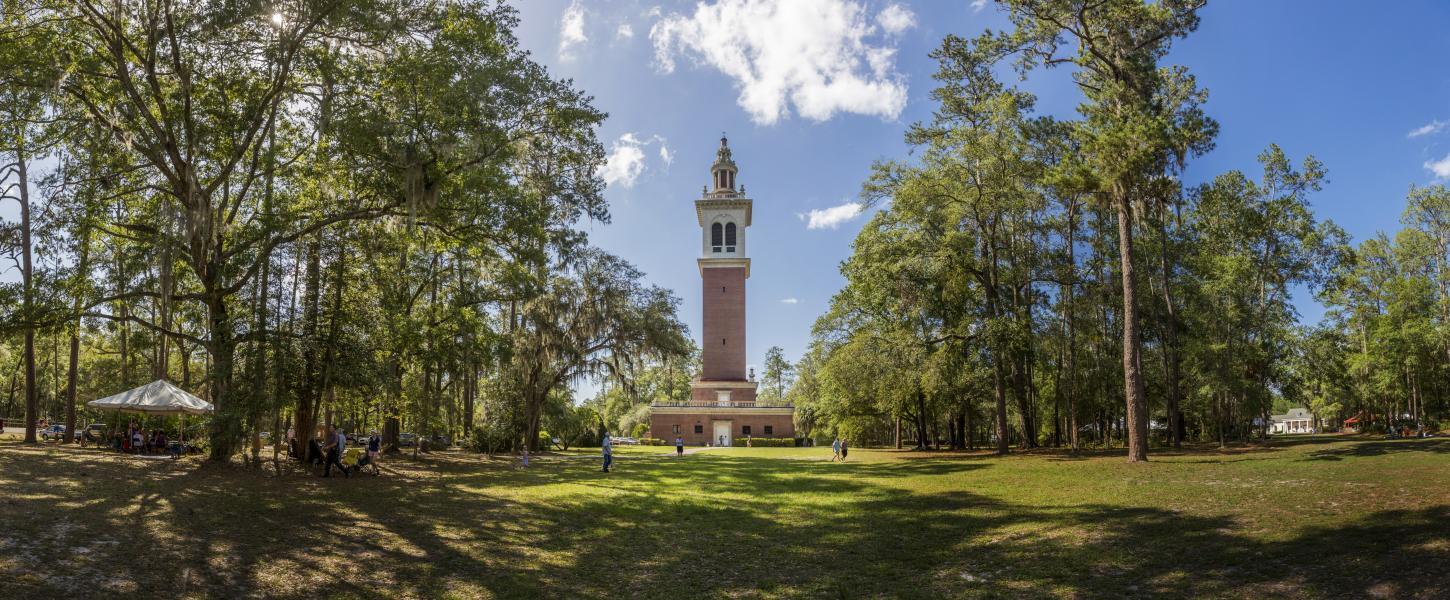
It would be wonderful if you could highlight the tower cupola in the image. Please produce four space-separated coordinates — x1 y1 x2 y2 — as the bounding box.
710 134 738 194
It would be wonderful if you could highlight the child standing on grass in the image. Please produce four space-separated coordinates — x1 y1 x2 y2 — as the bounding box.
601 433 613 472
675 436 684 456
365 432 381 475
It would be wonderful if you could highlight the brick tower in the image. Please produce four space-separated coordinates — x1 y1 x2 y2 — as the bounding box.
692 135 757 405
650 136 794 447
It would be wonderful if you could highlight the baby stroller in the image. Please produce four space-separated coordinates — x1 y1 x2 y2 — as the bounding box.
343 447 379 476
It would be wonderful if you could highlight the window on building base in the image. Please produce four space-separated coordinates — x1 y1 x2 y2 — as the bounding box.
672 424 681 435
764 425 773 435
694 424 703 434
742 425 752 436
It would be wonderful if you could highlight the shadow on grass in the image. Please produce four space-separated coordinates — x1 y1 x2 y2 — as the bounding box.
1302 438 1450 461
0 441 1446 598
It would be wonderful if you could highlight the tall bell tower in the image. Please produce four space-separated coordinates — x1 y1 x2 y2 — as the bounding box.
650 135 793 447
692 135 758 405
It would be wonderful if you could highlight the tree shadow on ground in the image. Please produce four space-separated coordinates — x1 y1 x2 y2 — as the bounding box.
1040 435 1403 463
1 441 1447 599
1302 438 1450 461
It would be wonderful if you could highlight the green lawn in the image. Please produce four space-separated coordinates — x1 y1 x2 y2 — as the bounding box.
1 435 1447 598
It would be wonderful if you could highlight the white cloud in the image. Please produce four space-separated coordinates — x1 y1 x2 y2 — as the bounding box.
650 0 909 125
600 133 671 188
601 139 645 188
616 23 634 40
1426 153 1450 179
876 4 915 36
558 0 588 61
1409 119 1447 138
970 0 988 13
780 297 799 304
801 201 864 229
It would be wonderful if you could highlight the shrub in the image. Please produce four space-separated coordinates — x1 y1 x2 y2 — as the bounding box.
638 437 667 446
464 420 517 455
740 437 795 447
568 429 600 449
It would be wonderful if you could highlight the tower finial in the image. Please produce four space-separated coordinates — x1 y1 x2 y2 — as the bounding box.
711 133 738 192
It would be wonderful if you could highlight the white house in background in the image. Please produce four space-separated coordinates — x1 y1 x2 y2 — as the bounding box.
1270 407 1314 434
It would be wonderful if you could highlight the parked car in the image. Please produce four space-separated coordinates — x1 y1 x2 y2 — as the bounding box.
398 433 417 447
611 436 639 445
40 425 66 441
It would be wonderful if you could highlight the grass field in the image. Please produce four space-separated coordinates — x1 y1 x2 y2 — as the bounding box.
2 435 1447 599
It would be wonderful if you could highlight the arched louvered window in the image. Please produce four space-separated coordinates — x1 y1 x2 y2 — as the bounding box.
711 222 723 253
724 222 737 252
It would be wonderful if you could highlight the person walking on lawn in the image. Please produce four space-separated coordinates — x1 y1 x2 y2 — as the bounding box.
601 433 613 473
840 438 849 462
675 435 685 456
831 437 841 462
322 424 350 478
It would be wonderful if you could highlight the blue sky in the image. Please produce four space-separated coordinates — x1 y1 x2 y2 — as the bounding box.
512 0 1450 397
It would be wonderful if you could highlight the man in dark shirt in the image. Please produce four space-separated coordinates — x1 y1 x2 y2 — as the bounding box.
322 424 350 478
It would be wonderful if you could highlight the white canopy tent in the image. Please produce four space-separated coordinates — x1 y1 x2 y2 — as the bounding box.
87 379 212 449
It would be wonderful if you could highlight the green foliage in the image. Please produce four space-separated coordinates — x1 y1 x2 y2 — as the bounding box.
0 1 699 461
464 417 518 455
739 437 796 447
544 403 600 450
758 346 795 404
612 403 653 442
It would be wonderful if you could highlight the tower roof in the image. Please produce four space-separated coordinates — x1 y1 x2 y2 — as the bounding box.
709 134 740 195
712 134 736 172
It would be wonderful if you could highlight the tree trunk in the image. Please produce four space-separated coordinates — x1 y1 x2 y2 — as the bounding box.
19 149 37 444
64 330 79 444
1157 205 1183 448
206 293 240 461
965 406 974 450
915 389 929 450
1012 353 1036 448
993 360 1010 454
1115 193 1149 462
1065 202 1080 452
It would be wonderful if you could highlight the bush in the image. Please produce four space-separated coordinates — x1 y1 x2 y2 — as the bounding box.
638 437 667 446
616 404 652 441
568 429 600 449
740 437 795 447
464 420 517 455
